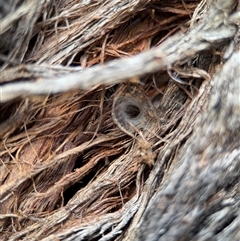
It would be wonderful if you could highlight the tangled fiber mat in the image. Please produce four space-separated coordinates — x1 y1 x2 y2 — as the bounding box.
0 0 240 240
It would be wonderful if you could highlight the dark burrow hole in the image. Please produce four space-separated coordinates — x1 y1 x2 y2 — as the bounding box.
62 155 106 205
124 103 141 119
62 156 84 205
62 151 124 206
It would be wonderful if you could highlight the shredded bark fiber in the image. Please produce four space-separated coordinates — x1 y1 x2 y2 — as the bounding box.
0 0 240 240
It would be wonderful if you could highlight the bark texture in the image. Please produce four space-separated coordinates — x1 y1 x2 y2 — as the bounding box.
133 50 240 241
0 0 239 240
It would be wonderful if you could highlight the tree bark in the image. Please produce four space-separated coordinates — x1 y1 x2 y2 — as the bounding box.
133 50 240 241
0 0 239 241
